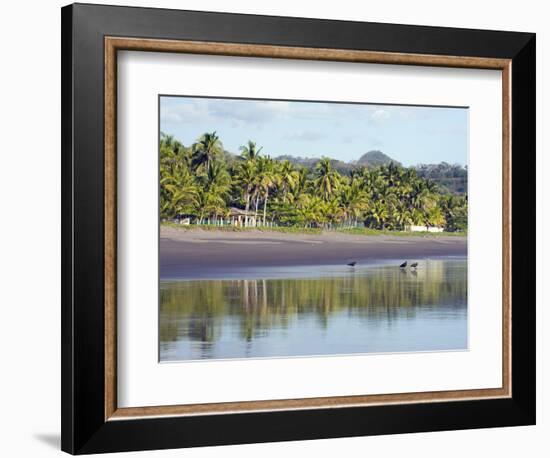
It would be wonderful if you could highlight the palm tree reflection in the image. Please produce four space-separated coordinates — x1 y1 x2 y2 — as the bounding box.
160 260 467 350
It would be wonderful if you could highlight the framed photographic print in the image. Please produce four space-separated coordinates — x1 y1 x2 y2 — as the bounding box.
61 3 536 454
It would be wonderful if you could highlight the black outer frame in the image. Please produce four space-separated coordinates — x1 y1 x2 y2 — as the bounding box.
61 3 536 454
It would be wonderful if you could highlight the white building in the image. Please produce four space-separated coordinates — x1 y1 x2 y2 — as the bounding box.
405 225 444 233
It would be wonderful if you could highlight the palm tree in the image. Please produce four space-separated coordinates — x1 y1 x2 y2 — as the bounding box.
290 167 309 201
200 160 231 193
249 157 277 224
322 198 344 228
160 133 191 166
197 189 227 224
160 162 198 218
160 132 177 150
383 162 403 188
239 140 263 161
191 132 223 171
440 194 467 231
315 158 341 201
278 160 299 203
234 160 257 226
427 205 445 227
340 182 368 227
254 157 277 226
363 192 392 229
391 201 412 230
296 195 325 228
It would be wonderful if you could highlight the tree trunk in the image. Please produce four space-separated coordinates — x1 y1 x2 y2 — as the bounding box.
263 191 269 226
244 192 250 227
254 194 260 226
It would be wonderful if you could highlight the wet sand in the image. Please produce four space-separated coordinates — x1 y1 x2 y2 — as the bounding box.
160 227 467 279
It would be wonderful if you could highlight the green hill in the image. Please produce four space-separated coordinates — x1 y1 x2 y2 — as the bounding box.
356 150 401 167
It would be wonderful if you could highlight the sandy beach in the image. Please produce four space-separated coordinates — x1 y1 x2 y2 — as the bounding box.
160 227 467 279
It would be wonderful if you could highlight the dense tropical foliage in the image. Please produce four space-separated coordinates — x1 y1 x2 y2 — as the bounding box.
160 132 468 232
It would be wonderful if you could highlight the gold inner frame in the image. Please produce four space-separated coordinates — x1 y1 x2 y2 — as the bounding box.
104 37 512 421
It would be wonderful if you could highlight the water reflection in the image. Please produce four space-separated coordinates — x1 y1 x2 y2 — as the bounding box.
160 258 467 361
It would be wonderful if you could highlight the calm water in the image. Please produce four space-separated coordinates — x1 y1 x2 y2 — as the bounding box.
160 258 467 361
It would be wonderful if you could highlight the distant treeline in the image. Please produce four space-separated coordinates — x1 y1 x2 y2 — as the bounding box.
276 153 467 195
272 150 399 177
415 163 468 194
160 132 468 231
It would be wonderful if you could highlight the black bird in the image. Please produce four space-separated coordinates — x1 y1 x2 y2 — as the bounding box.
410 262 418 269
399 261 407 268
347 261 357 267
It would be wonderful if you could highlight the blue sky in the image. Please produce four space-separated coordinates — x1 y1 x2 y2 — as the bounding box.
160 96 468 167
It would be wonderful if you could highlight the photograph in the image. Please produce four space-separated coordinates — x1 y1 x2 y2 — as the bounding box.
159 95 469 362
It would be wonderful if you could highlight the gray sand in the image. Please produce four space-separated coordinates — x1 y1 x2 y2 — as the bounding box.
160 227 467 279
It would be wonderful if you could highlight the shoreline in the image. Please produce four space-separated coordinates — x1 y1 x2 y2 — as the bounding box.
160 226 467 280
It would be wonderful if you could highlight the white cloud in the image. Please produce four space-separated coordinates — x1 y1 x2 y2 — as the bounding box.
286 130 324 141
160 100 211 123
160 97 365 128
370 108 391 121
